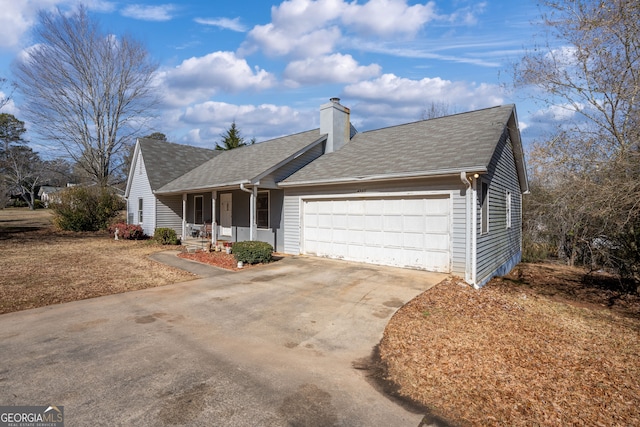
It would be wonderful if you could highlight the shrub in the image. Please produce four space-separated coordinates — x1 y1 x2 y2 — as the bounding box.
108 222 145 240
153 228 180 245
50 186 124 231
232 241 273 264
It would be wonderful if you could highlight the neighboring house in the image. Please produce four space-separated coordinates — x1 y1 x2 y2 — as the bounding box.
126 99 528 287
38 186 64 206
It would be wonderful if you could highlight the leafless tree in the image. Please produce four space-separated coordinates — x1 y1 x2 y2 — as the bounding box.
14 5 158 187
515 0 640 285
420 101 454 120
0 77 13 112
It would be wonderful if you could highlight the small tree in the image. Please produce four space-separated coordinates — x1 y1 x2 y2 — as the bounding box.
50 186 124 231
0 113 47 209
144 132 167 141
216 122 248 151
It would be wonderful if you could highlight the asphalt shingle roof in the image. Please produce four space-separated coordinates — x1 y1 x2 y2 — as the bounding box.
157 129 324 193
138 138 219 191
283 105 516 185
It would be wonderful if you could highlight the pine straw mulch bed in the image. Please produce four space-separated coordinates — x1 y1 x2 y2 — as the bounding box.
177 249 281 271
379 262 640 426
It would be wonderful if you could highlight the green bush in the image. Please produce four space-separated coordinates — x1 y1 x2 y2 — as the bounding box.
232 241 273 264
153 228 180 245
50 186 125 231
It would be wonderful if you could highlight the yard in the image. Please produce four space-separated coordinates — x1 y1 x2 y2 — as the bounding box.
2 208 639 425
0 208 195 314
380 264 640 426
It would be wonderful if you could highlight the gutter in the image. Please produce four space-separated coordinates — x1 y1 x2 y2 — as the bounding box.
279 167 487 188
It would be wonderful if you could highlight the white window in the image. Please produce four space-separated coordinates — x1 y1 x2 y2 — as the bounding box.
138 198 143 223
256 191 269 229
480 181 489 234
506 190 512 229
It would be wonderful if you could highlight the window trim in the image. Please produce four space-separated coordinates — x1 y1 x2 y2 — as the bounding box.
480 180 489 234
256 191 270 229
138 198 143 224
506 190 512 229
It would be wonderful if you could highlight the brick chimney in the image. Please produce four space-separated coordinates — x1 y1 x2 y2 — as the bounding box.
320 97 351 153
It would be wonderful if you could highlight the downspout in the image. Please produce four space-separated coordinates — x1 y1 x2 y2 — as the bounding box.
181 193 187 240
239 182 257 241
460 172 473 284
211 190 217 246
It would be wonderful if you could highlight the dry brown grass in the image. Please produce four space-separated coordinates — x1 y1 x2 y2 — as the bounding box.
0 208 196 314
380 264 640 426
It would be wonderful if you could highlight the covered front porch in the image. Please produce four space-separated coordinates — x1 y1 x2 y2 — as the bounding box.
164 184 284 252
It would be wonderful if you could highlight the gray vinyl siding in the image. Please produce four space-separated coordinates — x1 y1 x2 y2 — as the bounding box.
476 130 522 284
451 190 468 276
283 177 467 275
156 195 183 236
127 154 155 236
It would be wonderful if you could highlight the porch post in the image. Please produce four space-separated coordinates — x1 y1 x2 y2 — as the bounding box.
181 193 187 240
211 190 217 246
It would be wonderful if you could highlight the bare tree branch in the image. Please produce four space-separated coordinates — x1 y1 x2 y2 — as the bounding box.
13 5 158 186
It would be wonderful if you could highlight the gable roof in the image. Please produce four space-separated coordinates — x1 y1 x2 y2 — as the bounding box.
282 105 527 191
156 129 325 194
137 138 218 191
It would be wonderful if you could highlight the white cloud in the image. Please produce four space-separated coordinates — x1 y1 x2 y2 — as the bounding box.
343 73 504 128
241 23 341 58
284 54 381 86
0 1 116 50
240 0 439 58
532 103 583 121
341 0 437 37
172 101 314 147
446 1 487 26
121 4 177 22
345 73 502 105
194 17 247 32
157 51 276 106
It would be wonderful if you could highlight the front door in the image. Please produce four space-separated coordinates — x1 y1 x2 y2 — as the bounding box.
220 193 232 236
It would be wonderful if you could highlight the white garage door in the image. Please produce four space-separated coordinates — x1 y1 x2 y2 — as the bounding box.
302 195 451 272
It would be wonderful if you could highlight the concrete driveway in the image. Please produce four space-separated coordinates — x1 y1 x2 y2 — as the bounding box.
0 255 447 426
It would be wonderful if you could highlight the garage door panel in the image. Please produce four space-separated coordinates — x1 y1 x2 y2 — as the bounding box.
365 230 384 246
403 215 426 233
424 234 450 250
424 215 449 233
383 216 403 231
318 214 333 228
402 233 424 249
364 215 382 230
303 196 451 272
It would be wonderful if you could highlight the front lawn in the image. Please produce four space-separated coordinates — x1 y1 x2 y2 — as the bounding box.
0 208 195 314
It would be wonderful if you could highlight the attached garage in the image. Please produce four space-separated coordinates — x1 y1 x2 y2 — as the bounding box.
301 195 451 272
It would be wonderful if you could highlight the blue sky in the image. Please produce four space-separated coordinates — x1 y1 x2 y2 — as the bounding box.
0 0 549 155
